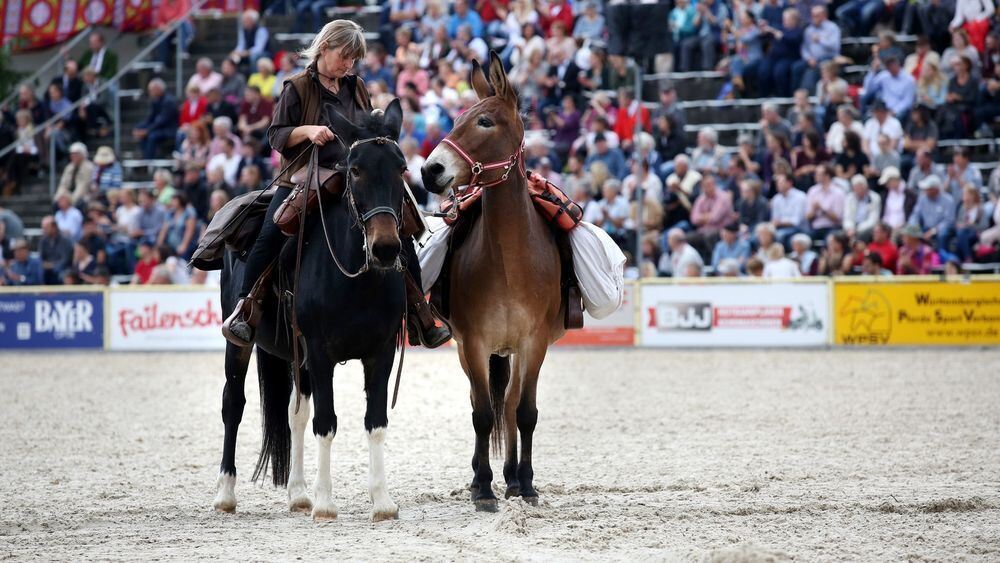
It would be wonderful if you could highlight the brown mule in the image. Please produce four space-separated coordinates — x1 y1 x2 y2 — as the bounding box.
421 52 565 512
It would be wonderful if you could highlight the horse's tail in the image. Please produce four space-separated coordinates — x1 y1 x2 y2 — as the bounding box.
251 349 292 487
489 354 510 455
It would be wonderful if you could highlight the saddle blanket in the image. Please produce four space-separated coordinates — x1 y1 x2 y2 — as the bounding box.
417 218 625 319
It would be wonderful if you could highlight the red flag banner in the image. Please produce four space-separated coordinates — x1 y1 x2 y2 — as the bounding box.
1 0 256 52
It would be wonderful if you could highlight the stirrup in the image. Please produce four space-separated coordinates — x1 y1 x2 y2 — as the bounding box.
222 299 256 347
407 315 451 349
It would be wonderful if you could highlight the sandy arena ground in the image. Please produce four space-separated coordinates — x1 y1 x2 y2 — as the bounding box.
1 349 999 561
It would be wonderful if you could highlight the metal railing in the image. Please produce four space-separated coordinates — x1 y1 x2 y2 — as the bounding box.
0 0 208 195
0 31 91 111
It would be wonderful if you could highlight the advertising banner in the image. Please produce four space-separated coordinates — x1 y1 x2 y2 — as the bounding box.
557 282 636 346
0 290 103 349
639 282 829 347
834 280 1000 346
109 289 225 351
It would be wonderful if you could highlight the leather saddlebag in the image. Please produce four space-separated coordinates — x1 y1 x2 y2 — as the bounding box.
274 166 343 236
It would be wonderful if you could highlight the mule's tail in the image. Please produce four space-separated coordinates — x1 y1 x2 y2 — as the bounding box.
489 354 510 455
252 349 292 487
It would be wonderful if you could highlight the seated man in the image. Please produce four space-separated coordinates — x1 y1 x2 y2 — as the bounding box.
659 227 704 277
805 164 844 241
711 222 751 272
2 239 43 286
687 174 734 257
909 175 956 253
230 10 270 68
132 78 179 159
237 86 274 143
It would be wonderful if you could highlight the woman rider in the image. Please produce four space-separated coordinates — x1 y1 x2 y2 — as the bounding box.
222 20 451 348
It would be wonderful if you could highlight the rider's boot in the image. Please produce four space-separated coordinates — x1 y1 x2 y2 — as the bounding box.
222 262 274 347
404 271 451 348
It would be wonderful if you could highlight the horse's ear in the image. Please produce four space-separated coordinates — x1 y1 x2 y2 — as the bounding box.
383 98 403 140
328 108 361 146
470 58 493 100
487 50 515 106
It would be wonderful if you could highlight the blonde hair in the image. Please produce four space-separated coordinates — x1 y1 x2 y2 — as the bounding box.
302 20 367 65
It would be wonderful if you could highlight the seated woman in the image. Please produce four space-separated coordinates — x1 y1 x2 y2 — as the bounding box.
222 20 450 349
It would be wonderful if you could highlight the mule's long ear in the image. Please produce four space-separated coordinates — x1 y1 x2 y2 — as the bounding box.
487 50 515 106
327 107 361 147
383 98 403 140
470 58 493 100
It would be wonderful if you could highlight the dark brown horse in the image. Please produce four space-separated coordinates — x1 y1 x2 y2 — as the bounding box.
421 52 565 512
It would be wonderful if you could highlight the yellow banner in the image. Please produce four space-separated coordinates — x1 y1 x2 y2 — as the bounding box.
834 280 1000 345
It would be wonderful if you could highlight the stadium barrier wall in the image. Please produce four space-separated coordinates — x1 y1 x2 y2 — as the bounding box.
2 276 999 350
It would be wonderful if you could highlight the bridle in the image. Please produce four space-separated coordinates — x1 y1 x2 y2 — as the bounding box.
440 136 525 193
312 135 405 278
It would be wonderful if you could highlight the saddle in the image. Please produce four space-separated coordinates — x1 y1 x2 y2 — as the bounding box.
430 195 584 331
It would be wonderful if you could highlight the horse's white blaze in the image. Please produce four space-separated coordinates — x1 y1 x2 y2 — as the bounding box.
424 144 463 191
287 390 311 512
213 472 237 513
367 427 398 521
311 431 337 520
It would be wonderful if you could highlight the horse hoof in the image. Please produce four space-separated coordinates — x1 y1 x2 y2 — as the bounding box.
312 504 338 522
213 473 237 513
289 497 312 513
474 498 499 513
504 485 520 499
522 495 539 507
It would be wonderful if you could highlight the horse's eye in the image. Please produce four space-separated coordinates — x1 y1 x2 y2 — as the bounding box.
477 117 494 128
350 167 360 177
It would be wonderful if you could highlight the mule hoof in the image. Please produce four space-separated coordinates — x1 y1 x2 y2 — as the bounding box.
289 496 313 513
522 495 539 507
372 509 399 522
474 498 499 512
504 485 520 499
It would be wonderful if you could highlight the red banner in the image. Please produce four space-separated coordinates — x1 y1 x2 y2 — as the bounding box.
1 0 257 51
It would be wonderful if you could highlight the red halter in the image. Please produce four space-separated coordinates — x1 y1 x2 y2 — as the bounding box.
440 137 526 193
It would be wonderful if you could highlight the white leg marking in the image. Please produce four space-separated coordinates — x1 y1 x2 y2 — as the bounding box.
311 431 337 521
287 389 312 513
368 427 399 522
213 472 237 513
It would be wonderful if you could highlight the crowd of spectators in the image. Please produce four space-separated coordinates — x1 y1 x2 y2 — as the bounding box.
3 0 1000 287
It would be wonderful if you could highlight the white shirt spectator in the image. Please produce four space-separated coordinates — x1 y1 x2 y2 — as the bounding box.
882 185 908 229
771 188 808 229
207 152 241 187
55 206 84 240
115 204 142 234
664 243 703 277
581 200 603 224
826 120 865 153
622 172 663 203
950 0 995 28
598 194 630 228
862 116 904 156
764 257 802 278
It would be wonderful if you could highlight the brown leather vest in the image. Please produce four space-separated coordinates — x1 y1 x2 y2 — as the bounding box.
275 68 372 188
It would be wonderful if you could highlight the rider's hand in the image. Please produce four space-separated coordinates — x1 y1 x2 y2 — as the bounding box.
307 126 336 146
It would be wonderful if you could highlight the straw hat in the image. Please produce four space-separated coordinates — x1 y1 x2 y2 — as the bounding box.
94 146 116 166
